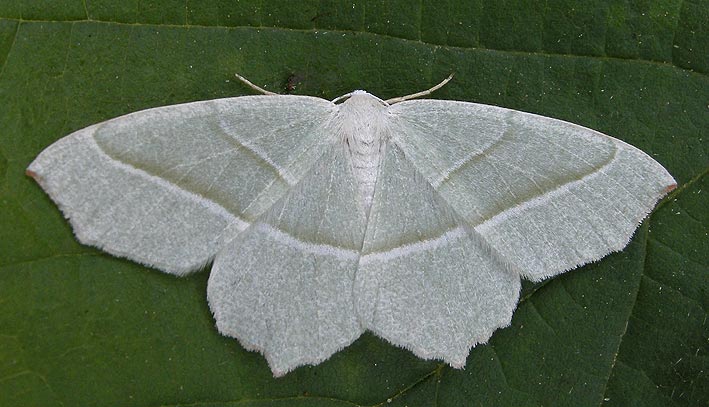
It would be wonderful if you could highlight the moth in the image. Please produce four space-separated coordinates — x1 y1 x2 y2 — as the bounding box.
27 74 675 376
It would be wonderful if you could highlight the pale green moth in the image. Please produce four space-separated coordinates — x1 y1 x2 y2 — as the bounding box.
27 74 676 376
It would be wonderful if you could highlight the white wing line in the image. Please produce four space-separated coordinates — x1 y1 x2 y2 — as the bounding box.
86 134 250 232
430 123 510 189
255 222 360 261
217 118 299 186
475 146 619 233
360 226 468 265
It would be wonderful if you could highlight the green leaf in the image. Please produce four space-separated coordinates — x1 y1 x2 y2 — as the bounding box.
1 1 706 406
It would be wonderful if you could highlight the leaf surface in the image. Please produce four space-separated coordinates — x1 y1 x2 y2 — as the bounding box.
0 1 707 406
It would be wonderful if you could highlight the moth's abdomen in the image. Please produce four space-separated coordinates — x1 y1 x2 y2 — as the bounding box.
336 93 390 215
348 131 383 213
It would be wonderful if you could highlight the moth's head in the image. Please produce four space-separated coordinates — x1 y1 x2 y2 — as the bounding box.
332 90 388 108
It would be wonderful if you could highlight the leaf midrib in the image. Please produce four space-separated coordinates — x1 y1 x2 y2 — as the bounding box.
0 16 704 79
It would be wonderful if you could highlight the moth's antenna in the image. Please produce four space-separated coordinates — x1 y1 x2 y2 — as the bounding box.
385 73 454 104
234 73 279 96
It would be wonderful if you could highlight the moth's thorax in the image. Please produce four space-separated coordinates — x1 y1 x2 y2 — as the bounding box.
336 92 390 214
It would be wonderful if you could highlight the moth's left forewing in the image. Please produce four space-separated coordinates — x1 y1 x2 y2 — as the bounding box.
389 100 676 281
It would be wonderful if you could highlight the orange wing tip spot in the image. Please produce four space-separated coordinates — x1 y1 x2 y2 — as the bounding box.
26 169 39 180
664 183 678 194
